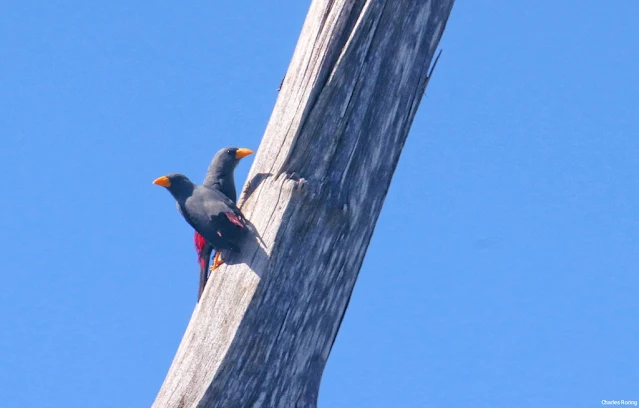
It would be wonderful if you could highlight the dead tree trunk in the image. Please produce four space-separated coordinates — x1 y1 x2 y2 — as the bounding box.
152 1 455 407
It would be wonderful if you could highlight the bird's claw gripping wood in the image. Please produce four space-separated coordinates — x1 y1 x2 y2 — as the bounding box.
211 252 224 271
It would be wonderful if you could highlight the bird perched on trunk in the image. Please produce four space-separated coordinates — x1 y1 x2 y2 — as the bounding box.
153 168 250 300
195 147 253 282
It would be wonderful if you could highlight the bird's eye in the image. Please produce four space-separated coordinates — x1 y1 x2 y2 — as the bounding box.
227 150 232 155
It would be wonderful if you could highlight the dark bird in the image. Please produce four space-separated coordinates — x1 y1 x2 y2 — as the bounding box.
202 147 253 203
193 147 252 299
153 172 249 299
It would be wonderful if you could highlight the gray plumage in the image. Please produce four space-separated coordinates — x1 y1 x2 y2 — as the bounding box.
157 173 247 253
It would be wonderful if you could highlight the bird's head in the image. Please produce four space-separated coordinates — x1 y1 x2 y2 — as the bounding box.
210 147 253 174
152 173 195 198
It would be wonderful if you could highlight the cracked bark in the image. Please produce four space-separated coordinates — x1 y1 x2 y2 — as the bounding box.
152 1 455 407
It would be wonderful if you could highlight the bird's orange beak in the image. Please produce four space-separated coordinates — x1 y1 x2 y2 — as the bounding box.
235 148 253 160
153 176 171 187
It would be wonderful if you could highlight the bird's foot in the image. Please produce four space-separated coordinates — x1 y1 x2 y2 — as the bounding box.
210 252 224 272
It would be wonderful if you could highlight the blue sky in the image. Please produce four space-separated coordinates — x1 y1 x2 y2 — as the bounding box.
1 1 638 407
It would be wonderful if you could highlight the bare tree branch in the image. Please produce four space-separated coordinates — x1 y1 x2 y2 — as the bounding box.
152 1 455 407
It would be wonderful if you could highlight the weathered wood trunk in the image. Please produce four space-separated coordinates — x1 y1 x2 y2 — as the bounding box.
152 1 455 407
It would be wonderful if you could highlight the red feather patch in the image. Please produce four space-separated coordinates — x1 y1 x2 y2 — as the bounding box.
194 232 207 264
224 212 245 228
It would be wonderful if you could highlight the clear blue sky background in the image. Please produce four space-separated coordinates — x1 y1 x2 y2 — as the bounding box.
1 1 637 407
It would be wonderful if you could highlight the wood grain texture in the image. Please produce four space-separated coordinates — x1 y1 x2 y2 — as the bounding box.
152 1 455 407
